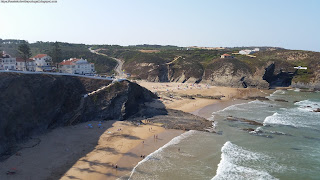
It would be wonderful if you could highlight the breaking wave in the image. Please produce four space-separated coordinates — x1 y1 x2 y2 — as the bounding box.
212 141 281 180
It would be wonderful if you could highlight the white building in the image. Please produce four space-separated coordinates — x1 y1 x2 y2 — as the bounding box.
59 58 95 75
0 53 16 70
239 48 260 55
221 54 234 59
16 58 36 71
239 49 255 55
32 54 53 71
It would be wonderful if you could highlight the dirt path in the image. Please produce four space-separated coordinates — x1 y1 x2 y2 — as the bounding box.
89 47 124 77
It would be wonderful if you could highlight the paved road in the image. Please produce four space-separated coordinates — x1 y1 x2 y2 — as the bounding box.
89 47 125 78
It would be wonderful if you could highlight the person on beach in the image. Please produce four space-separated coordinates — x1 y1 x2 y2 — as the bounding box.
115 164 118 169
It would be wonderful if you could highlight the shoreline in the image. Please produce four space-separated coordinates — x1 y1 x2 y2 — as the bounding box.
59 121 183 180
191 99 250 119
137 81 272 113
0 81 273 180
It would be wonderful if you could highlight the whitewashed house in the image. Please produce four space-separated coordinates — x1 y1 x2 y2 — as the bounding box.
239 49 254 55
0 53 16 70
221 54 234 59
239 48 260 55
16 58 36 71
59 58 95 75
32 54 53 71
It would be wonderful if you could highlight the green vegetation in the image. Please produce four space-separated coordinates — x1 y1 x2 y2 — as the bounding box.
0 39 117 74
18 43 32 70
2 39 319 84
51 42 62 64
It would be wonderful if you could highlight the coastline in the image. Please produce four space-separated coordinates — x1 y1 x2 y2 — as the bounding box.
60 121 183 180
191 99 250 119
137 81 271 113
0 81 273 180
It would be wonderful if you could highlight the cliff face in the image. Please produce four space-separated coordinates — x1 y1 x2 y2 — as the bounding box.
82 80 157 122
262 63 297 88
123 62 168 82
202 58 269 88
112 49 320 89
0 73 156 157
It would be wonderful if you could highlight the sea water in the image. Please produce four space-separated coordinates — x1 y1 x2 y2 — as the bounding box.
127 89 320 180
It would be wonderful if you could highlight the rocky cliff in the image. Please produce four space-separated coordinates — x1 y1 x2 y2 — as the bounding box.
263 63 297 88
104 49 320 89
0 73 156 157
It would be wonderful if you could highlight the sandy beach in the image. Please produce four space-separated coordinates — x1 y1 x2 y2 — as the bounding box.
137 81 271 113
0 81 272 180
0 120 182 180
60 121 183 180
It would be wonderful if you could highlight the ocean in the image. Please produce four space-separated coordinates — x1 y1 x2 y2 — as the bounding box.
126 89 320 180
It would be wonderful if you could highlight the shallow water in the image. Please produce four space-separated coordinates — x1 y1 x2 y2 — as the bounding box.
128 89 320 180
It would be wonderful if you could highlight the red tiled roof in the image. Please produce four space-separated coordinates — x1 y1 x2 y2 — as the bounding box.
33 54 48 59
16 58 35 62
222 54 231 56
59 58 81 65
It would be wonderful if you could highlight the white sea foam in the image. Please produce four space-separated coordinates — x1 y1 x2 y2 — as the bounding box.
263 105 320 128
294 88 301 92
269 90 286 97
295 99 320 108
249 126 263 134
294 99 320 114
248 99 271 105
212 141 278 180
208 115 215 121
214 100 264 114
263 112 299 127
128 130 196 179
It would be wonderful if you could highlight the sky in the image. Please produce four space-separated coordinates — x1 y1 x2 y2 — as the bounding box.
0 0 319 51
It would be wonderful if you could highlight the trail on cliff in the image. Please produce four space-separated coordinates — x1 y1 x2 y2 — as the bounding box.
89 47 124 77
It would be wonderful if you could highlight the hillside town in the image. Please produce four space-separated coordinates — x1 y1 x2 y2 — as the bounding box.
0 52 95 75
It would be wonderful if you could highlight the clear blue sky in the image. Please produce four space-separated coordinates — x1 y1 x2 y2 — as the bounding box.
0 0 319 51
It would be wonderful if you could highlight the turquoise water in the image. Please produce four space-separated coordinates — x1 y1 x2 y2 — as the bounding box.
128 89 320 180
